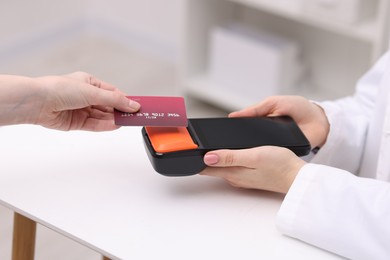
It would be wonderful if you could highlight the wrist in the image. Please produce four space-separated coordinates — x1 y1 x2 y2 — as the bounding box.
282 159 305 194
311 102 330 148
0 75 44 126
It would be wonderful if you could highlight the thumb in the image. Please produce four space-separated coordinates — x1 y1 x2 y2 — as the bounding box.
203 149 252 168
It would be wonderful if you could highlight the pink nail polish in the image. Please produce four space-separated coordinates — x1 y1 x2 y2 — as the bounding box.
204 154 219 165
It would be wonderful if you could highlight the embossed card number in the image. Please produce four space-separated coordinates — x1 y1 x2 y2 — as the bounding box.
114 96 188 127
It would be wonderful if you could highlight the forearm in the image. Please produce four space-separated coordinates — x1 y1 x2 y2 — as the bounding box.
277 164 390 259
310 52 387 172
311 99 369 174
0 75 43 126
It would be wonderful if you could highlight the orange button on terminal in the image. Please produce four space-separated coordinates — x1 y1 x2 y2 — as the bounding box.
145 126 198 153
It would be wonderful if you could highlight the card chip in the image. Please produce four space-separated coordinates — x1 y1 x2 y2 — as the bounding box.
145 126 198 153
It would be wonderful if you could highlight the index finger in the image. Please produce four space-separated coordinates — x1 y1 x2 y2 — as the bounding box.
88 75 117 91
229 97 279 118
84 85 140 113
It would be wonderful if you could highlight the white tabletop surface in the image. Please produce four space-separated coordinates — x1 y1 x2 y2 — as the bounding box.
0 125 339 259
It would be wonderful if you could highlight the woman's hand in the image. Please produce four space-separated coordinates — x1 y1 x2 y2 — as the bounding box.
201 146 306 194
0 72 140 131
200 95 329 192
230 96 330 148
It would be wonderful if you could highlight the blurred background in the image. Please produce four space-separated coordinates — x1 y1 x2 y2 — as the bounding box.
0 0 389 259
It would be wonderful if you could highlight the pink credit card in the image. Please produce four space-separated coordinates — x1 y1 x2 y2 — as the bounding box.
114 96 188 127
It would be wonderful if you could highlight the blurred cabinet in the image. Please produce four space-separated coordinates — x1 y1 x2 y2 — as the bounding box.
179 0 390 111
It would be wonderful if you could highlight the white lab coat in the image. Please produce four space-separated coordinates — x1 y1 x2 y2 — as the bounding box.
276 51 390 259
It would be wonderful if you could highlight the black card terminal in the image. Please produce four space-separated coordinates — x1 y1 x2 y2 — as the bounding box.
142 116 311 176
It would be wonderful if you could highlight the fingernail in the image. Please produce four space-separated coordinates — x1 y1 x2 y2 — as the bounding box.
204 154 219 165
128 99 141 111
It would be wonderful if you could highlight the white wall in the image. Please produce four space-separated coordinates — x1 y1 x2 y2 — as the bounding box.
0 0 182 62
86 0 182 54
0 0 85 50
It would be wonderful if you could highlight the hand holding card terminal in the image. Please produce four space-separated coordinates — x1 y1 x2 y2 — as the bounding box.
142 116 311 176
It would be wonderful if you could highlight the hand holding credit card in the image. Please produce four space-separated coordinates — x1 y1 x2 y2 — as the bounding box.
114 96 188 127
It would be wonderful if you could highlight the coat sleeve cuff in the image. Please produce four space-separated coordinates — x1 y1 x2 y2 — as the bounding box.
275 163 319 235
